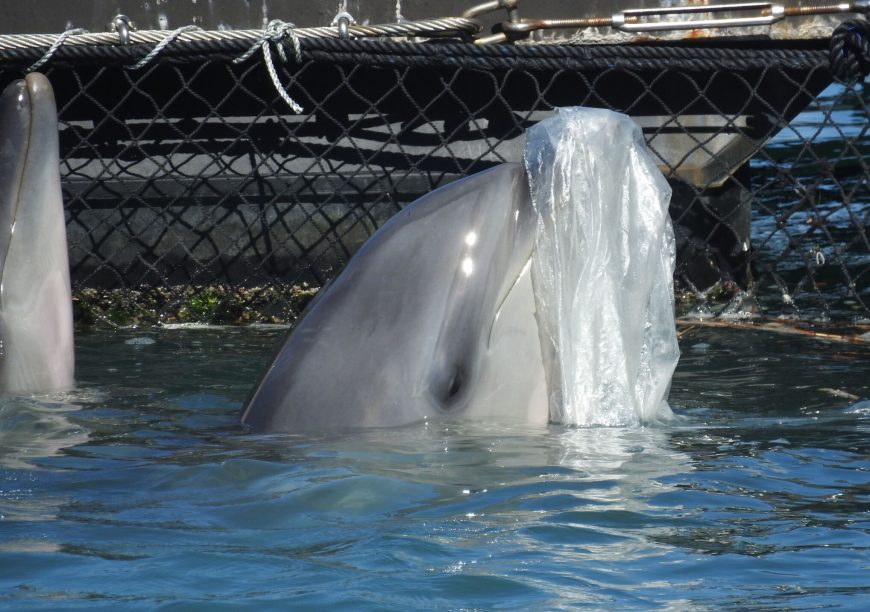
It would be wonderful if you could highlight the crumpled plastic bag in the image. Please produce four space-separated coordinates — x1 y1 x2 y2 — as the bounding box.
523 107 680 426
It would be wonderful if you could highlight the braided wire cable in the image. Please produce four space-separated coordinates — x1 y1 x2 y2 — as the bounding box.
0 17 480 53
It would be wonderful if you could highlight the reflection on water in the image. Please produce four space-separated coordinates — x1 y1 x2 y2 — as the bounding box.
0 395 91 470
0 326 868 608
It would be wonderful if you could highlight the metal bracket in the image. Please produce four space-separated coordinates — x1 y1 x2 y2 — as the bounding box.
462 0 520 21
109 14 136 45
332 11 356 40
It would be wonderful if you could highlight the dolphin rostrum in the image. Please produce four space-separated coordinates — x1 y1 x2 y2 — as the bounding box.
242 163 548 432
0 73 74 392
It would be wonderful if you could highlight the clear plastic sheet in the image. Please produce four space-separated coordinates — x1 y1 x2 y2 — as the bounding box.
524 107 680 426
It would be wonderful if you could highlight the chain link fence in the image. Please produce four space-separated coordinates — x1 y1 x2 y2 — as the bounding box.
0 29 867 325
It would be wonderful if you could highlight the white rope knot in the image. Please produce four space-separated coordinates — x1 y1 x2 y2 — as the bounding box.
266 20 302 64
27 28 89 71
234 19 304 114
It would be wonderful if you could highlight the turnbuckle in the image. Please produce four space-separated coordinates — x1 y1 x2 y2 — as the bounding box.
484 1 870 43
615 2 785 32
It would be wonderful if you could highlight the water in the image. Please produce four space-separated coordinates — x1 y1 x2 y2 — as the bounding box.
1 326 868 609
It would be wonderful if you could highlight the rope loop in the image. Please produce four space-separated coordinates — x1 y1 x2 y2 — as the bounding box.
129 25 203 70
233 19 304 113
829 19 870 83
26 28 89 71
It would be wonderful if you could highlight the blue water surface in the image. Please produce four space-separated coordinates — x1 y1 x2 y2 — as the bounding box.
1 326 868 610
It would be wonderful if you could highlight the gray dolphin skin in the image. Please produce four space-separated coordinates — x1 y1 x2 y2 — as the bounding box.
0 73 74 393
242 163 549 432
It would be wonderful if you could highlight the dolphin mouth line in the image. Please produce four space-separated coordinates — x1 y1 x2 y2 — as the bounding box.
488 257 533 348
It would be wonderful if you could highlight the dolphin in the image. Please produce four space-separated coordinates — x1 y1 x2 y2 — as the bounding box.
0 73 74 393
242 163 549 432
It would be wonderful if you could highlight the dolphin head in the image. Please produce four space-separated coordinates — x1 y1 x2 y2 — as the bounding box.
0 73 74 393
242 163 548 432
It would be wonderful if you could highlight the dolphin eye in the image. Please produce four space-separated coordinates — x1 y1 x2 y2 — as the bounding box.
447 370 463 401
441 366 468 408
430 363 469 409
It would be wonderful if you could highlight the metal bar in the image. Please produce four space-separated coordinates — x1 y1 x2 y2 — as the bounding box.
461 0 519 20
615 3 785 32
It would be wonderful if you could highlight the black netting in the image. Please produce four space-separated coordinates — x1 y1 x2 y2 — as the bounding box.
0 34 867 324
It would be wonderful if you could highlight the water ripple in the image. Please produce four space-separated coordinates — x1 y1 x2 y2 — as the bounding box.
0 327 868 608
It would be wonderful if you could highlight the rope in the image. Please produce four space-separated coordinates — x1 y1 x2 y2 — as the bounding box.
26 28 88 71
233 20 304 114
129 25 203 69
0 36 832 74
829 19 870 82
297 37 831 73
